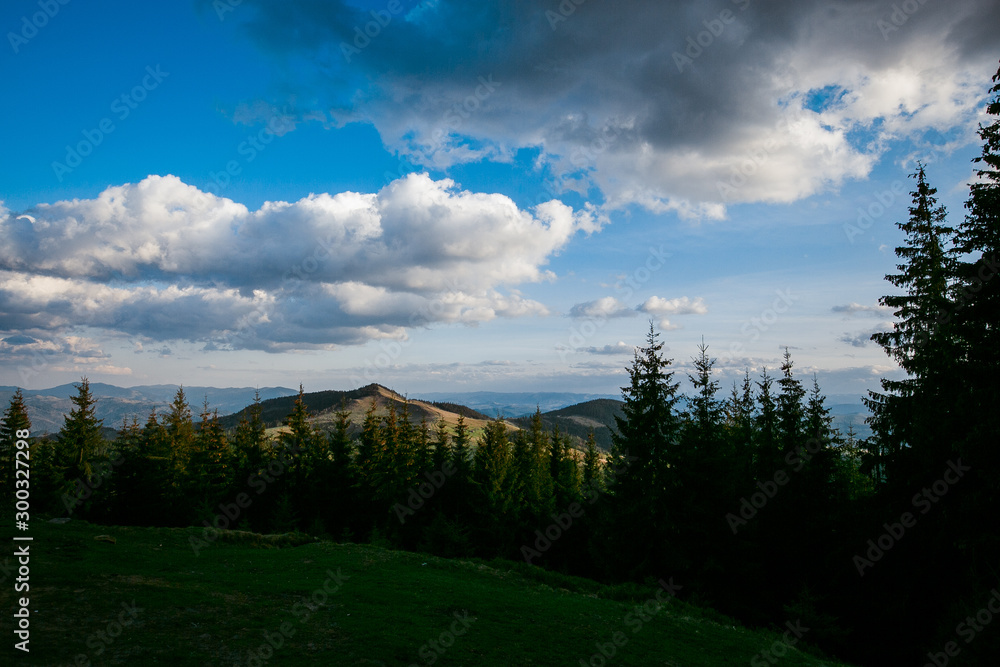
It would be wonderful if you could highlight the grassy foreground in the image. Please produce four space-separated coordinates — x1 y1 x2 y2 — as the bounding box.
1 519 852 666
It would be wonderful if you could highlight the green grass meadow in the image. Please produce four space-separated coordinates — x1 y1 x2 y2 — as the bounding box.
1 519 851 666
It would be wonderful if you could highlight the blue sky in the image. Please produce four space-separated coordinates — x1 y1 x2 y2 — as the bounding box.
1 0 998 399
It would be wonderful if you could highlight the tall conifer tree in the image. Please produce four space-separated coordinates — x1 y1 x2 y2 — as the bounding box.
0 389 31 508
867 165 958 481
608 323 681 576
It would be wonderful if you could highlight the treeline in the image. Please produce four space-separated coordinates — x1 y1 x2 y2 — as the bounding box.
2 344 873 661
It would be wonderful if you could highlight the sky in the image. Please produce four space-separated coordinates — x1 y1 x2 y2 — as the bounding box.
1 0 998 400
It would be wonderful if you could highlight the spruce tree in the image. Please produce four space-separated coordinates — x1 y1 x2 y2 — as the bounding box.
310 405 354 538
415 416 432 476
776 349 807 454
450 414 472 480
116 410 177 525
473 415 511 503
435 414 474 527
942 63 1000 650
867 165 958 482
280 385 314 484
431 418 451 472
355 400 380 483
582 431 602 491
508 429 536 524
725 370 756 435
165 387 195 479
328 405 354 472
471 415 512 552
952 60 1000 497
527 407 552 510
801 376 844 514
754 368 780 481
955 60 1000 364
607 322 681 576
353 400 382 531
371 401 409 506
233 390 268 477
610 323 681 495
192 400 229 493
677 341 736 590
55 378 105 486
685 340 725 442
396 399 419 484
724 370 756 489
680 341 728 513
0 389 32 508
547 425 568 506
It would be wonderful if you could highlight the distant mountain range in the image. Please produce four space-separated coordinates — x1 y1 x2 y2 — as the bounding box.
1 382 872 442
412 391 622 418
0 383 297 435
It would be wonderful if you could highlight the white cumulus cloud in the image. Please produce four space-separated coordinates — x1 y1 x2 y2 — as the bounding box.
0 174 589 351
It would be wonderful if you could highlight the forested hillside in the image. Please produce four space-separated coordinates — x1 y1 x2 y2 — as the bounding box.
510 398 624 451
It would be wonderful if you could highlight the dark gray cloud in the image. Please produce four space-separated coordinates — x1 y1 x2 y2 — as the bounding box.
839 321 893 347
212 0 1000 213
2 335 35 346
582 342 636 356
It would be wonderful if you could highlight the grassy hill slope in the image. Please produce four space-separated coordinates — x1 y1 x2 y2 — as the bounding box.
220 384 515 441
0 519 852 666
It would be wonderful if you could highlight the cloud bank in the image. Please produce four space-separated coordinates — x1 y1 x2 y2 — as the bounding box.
0 174 592 351
218 0 999 216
